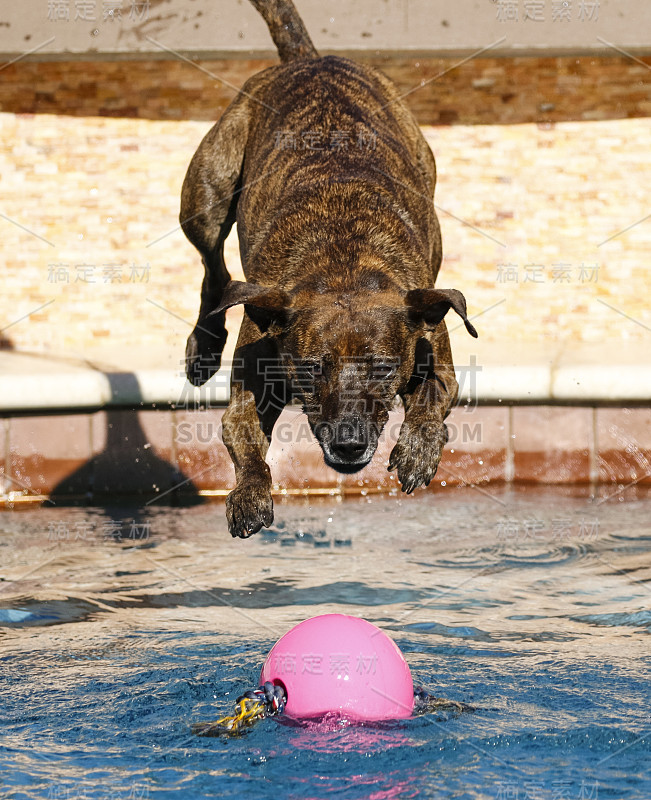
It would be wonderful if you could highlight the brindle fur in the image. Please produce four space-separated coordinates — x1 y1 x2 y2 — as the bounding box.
180 0 477 538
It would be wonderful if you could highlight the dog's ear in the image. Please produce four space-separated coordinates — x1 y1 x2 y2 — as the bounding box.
209 280 292 332
405 288 478 338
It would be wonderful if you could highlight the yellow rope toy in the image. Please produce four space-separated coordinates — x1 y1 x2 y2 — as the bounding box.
191 682 473 737
192 683 285 737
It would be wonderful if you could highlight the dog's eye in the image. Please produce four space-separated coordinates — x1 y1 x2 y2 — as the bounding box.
295 360 323 384
371 361 398 381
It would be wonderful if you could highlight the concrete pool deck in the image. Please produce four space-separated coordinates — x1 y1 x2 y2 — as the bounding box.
1 340 650 505
2 339 650 412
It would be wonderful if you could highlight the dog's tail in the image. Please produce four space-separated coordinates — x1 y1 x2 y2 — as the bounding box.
249 0 319 63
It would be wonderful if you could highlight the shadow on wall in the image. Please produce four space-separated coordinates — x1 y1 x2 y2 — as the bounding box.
50 373 202 511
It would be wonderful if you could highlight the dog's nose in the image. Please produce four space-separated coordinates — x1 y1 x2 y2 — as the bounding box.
331 419 368 461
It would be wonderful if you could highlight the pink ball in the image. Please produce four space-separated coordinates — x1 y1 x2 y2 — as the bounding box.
260 614 414 721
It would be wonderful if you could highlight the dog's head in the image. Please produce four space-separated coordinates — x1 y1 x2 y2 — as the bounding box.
213 278 477 473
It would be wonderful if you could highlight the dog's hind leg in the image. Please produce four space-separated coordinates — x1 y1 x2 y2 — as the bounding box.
180 98 251 386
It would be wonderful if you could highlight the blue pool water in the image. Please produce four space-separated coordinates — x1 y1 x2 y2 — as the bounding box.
1 487 649 799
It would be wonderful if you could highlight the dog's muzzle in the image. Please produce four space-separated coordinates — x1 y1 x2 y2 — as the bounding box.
315 417 378 473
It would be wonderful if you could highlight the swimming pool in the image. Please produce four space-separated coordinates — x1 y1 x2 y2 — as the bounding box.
1 486 649 799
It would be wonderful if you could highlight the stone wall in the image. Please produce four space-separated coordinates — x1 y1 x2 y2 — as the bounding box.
1 55 649 369
1 55 650 123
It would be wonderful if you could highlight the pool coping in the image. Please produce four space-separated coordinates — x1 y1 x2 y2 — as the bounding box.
1 341 650 412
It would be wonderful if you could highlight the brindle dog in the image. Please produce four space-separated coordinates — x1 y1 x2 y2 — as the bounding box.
181 0 478 538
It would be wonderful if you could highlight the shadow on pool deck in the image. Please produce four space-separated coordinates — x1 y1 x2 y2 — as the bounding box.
0 332 14 350
50 373 201 509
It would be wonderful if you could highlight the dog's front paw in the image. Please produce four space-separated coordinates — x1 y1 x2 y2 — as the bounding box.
185 315 227 387
226 484 274 539
388 422 448 494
